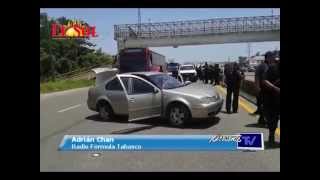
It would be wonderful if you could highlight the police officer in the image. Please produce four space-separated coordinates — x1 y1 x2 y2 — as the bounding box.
225 62 244 114
213 64 221 86
261 56 280 147
250 52 274 125
209 65 214 84
204 62 209 84
197 64 202 81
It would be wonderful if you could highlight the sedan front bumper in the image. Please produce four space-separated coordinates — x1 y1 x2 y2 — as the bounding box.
190 99 224 118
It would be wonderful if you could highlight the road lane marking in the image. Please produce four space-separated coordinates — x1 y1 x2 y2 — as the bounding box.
276 128 280 137
215 85 280 138
57 104 82 113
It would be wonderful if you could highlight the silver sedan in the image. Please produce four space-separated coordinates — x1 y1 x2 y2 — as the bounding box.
87 72 223 127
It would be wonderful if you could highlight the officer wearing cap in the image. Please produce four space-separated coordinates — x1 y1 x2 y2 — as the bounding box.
261 53 280 147
250 51 275 125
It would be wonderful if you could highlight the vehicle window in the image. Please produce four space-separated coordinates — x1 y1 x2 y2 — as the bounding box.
132 78 154 94
180 66 194 70
105 78 123 91
148 74 184 89
120 77 130 92
119 53 147 73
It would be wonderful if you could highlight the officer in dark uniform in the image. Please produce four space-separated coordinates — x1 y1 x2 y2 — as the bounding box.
198 65 203 81
225 62 245 114
250 52 274 125
204 62 209 84
209 65 214 84
262 57 280 147
213 64 221 86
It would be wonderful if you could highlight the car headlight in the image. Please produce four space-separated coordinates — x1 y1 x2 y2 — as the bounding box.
200 95 220 104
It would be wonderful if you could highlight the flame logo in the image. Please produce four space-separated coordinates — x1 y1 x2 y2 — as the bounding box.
65 20 85 37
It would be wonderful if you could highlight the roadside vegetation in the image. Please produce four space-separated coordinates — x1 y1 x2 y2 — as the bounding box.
40 13 112 93
40 79 94 93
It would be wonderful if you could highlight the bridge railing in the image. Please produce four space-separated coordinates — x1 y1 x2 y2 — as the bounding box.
114 15 280 40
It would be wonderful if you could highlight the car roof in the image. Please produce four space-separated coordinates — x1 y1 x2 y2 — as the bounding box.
119 71 165 76
181 64 194 66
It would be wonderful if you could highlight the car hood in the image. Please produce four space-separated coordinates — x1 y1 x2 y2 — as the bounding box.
164 83 219 98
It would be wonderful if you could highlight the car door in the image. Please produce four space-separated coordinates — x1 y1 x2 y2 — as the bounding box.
105 76 128 115
125 76 161 121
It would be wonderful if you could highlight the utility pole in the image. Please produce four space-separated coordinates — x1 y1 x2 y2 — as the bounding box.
148 18 151 38
138 8 141 36
247 43 251 59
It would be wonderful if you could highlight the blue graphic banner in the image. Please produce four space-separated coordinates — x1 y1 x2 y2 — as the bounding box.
58 133 264 151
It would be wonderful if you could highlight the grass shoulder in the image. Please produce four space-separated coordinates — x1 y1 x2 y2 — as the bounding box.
40 79 94 94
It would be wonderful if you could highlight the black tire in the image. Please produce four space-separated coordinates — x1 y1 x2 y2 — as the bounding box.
97 101 114 121
167 103 191 127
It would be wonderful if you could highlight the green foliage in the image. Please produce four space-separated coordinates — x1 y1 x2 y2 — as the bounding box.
40 79 94 93
40 14 113 82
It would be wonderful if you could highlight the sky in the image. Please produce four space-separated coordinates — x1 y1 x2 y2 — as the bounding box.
41 8 280 64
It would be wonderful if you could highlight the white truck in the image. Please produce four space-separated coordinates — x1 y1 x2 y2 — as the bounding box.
179 64 198 82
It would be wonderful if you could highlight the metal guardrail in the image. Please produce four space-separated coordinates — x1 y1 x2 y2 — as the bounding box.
55 64 111 80
114 15 280 40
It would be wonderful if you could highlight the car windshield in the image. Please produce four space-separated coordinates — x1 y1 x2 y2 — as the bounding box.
148 74 184 89
180 66 194 70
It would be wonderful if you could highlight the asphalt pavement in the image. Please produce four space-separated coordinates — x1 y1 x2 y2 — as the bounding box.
40 82 280 172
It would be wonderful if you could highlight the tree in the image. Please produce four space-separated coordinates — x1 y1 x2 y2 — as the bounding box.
40 14 113 82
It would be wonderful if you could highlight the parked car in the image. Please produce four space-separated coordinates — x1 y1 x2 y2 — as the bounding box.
248 66 255 72
167 62 184 83
179 64 198 82
87 72 223 127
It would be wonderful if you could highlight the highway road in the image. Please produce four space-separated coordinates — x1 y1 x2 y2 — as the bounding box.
40 82 280 172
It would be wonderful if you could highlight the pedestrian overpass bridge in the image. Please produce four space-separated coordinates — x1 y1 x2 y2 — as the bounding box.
114 15 280 51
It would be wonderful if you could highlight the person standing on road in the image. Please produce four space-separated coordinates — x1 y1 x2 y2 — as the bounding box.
250 52 274 125
225 62 245 114
197 65 202 81
209 64 214 84
262 57 280 147
204 62 209 84
213 64 221 86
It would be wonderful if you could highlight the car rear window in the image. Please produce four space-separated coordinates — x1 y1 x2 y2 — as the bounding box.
105 78 123 91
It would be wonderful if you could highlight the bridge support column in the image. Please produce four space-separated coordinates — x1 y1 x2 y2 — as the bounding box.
117 40 126 53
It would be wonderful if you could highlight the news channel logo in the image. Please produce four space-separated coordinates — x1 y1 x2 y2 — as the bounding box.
237 133 264 150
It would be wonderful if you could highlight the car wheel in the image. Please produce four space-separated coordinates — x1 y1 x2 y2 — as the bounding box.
98 102 113 121
168 103 190 127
